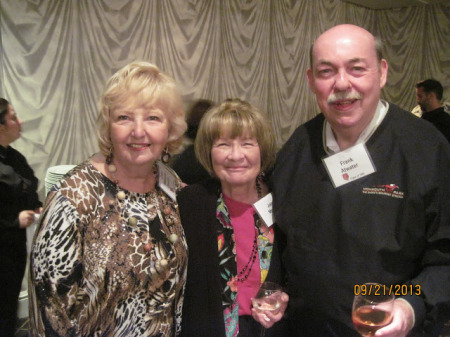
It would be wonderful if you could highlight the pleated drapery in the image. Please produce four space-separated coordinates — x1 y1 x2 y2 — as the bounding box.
1 0 449 199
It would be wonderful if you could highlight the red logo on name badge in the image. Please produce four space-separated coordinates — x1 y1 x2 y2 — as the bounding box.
342 173 349 180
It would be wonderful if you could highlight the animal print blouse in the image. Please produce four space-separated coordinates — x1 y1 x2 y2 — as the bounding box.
29 160 187 337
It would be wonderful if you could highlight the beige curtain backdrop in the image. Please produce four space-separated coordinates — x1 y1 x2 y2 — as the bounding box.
1 0 449 199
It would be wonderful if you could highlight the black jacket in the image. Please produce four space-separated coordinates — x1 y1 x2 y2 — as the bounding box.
421 106 450 143
0 145 41 252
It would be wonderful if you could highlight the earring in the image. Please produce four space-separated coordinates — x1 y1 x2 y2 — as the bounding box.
106 146 113 165
161 147 171 164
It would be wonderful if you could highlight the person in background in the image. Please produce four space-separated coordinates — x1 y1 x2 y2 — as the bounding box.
0 98 42 337
170 99 214 184
272 24 450 336
29 62 188 337
415 79 450 142
178 98 288 337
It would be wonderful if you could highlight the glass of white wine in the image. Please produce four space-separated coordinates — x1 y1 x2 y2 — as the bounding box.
252 281 283 336
352 283 395 336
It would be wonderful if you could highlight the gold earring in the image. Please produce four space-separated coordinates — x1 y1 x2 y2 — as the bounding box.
161 147 171 164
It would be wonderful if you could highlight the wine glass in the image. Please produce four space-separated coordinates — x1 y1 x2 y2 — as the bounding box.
352 283 395 336
252 281 283 336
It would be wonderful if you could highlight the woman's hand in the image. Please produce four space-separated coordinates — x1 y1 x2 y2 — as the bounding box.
375 299 414 337
251 291 289 329
18 210 36 228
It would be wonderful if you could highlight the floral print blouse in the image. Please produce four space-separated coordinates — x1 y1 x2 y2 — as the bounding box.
215 194 273 337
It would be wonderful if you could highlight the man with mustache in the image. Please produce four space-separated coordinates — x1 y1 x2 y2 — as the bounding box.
271 24 450 336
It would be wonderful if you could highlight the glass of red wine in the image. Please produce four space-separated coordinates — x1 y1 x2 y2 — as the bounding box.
352 283 394 336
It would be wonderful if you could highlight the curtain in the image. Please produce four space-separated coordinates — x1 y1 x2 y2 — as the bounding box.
1 0 449 199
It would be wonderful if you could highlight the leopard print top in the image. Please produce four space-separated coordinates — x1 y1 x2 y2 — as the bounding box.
29 159 187 337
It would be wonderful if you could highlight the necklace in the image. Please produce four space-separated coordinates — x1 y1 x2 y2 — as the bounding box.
235 175 263 283
105 155 179 264
106 155 157 198
236 227 258 282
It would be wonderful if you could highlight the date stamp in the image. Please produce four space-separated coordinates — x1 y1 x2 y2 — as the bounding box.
354 283 421 296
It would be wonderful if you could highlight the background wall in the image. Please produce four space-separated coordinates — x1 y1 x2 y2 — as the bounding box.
1 0 449 200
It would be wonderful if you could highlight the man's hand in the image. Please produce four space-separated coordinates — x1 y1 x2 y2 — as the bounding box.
375 298 414 337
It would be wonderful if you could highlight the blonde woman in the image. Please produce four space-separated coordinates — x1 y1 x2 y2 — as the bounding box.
30 62 187 337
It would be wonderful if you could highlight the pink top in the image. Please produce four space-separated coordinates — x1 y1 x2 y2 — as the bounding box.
223 194 261 316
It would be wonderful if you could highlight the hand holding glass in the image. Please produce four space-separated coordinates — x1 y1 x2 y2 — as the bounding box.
252 282 282 318
252 282 283 337
352 283 394 336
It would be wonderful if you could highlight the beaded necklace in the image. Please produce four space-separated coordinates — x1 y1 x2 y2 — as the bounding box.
105 155 179 276
235 177 263 283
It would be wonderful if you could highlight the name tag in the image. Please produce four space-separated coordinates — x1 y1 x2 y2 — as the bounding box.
157 161 179 201
253 193 274 227
322 143 376 188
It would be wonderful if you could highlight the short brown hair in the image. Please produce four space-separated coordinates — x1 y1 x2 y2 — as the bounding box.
97 61 187 156
195 98 277 176
416 79 443 101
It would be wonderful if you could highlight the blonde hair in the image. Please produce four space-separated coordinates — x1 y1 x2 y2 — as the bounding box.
97 61 187 156
195 98 276 176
